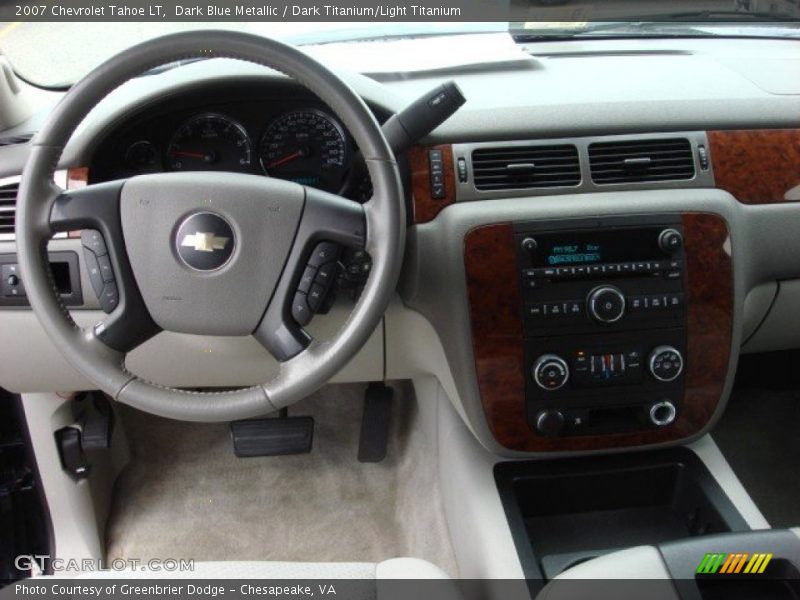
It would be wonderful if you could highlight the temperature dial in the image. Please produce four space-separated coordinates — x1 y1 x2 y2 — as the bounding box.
648 346 684 382
532 354 570 391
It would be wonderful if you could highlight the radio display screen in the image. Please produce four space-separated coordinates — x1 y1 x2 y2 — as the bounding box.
529 228 668 267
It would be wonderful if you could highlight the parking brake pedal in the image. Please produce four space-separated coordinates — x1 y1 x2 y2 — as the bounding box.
230 413 314 457
358 383 393 463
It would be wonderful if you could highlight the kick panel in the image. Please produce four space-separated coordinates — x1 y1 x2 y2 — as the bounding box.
464 213 733 452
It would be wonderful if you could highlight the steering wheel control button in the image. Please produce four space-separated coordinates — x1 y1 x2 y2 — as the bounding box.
99 282 119 313
649 400 678 427
587 285 626 323
175 211 235 272
298 266 316 294
307 283 326 312
83 249 105 297
291 292 312 326
532 354 570 391
97 255 115 283
308 242 340 267
648 346 684 382
81 229 108 257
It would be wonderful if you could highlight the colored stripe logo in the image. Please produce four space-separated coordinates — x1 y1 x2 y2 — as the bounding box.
697 552 773 574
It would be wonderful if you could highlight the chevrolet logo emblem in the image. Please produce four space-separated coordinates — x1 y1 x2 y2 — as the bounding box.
180 232 230 253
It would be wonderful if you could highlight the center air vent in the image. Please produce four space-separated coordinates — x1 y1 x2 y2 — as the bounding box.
0 180 19 236
472 144 581 191
589 138 695 184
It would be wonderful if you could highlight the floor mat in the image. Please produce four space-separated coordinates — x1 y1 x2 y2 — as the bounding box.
106 383 458 575
714 386 800 528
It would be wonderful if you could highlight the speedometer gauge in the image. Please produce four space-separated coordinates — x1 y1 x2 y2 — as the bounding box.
167 113 251 172
260 109 347 193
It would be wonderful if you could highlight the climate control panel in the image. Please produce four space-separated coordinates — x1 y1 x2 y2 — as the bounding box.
516 215 688 438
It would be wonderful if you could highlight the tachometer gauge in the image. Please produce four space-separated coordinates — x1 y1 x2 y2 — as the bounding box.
260 109 347 192
166 113 251 172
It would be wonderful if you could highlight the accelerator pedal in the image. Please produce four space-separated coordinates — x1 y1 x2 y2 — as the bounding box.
357 382 394 463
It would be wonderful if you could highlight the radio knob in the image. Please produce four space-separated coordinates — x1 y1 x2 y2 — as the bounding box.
521 237 538 254
648 345 684 382
658 228 683 253
532 354 569 391
535 409 565 437
587 285 626 323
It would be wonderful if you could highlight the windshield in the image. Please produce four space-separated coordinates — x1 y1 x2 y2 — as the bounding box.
1 9 799 88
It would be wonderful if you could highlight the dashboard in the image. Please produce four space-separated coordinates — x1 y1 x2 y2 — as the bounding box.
88 81 386 199
3 36 800 457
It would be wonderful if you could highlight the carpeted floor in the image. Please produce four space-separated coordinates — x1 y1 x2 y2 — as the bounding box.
106 383 458 575
714 386 800 528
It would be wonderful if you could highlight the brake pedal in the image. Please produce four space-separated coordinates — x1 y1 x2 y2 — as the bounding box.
230 414 314 457
357 382 393 463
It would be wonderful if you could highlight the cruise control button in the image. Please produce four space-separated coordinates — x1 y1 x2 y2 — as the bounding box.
291 292 312 326
99 281 118 313
307 283 327 312
298 266 316 293
314 262 336 286
97 255 115 283
308 242 340 267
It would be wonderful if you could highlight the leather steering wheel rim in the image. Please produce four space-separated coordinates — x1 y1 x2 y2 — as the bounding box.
15 31 405 422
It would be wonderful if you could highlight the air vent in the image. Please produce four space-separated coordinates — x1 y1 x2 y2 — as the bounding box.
472 144 581 191
0 180 18 236
589 138 695 184
0 133 33 147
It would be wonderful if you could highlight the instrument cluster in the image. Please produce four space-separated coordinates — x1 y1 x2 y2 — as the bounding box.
92 89 363 197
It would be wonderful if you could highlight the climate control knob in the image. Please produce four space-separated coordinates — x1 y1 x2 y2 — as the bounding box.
532 354 569 391
587 285 626 324
648 346 684 382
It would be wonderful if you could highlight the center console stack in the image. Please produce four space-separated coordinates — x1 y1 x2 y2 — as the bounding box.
464 211 733 452
516 215 687 438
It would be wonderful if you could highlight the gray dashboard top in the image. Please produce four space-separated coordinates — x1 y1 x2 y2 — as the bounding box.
2 35 800 177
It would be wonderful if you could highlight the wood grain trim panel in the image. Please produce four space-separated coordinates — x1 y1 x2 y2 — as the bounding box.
464 214 733 452
66 167 90 238
709 129 800 205
409 145 456 224
66 167 89 190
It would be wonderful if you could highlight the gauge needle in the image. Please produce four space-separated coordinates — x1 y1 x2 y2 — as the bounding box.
170 150 207 159
269 150 305 169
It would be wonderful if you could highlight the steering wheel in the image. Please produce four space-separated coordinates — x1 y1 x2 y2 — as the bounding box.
15 31 405 422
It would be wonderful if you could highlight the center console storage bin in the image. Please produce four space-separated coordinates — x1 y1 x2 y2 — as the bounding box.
495 448 750 581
